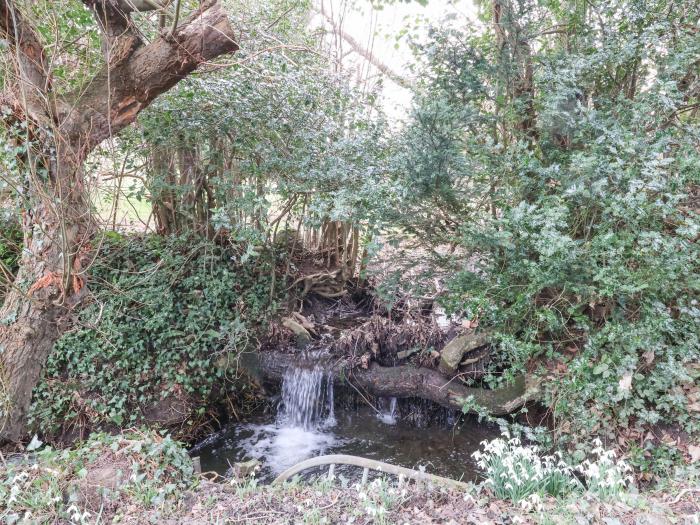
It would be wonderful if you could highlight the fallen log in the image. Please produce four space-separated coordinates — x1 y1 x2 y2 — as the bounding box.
256 352 539 416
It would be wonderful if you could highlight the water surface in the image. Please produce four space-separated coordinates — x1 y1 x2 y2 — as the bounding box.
196 366 497 482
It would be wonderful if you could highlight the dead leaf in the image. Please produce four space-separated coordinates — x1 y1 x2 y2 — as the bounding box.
359 353 370 369
618 371 633 392
688 445 700 463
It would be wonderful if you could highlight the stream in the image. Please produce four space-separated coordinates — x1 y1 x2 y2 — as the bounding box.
194 364 498 483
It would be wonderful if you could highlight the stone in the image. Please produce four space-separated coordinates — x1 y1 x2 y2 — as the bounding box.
228 459 260 480
282 317 312 348
72 462 129 510
438 333 489 375
142 390 190 426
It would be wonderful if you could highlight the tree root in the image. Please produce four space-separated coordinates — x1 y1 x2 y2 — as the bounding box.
290 269 348 300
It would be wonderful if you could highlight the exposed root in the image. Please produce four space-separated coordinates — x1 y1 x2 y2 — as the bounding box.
290 268 349 300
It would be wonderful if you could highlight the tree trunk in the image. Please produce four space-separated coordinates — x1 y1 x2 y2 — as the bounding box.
0 0 238 443
0 138 92 440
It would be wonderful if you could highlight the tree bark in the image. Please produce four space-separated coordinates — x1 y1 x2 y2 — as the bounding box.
0 0 238 443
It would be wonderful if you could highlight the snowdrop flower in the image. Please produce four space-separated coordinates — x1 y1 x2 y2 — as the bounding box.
8 483 21 505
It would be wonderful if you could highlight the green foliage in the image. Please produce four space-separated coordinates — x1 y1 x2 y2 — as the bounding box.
384 0 700 455
29 234 277 436
0 215 21 294
0 430 194 524
128 0 388 240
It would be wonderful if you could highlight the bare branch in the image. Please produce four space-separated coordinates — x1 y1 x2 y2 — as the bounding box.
0 0 51 121
170 0 181 34
315 6 412 90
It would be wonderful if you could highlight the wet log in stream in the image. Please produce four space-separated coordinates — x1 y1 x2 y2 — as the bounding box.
256 352 539 416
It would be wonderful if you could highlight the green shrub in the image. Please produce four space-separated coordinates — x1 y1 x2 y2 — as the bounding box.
386 0 700 461
29 234 278 437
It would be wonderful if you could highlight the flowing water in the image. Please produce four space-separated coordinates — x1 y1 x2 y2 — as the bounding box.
376 397 398 425
195 363 498 482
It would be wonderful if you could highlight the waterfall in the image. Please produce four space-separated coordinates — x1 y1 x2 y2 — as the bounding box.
325 371 336 426
279 367 335 429
377 396 398 425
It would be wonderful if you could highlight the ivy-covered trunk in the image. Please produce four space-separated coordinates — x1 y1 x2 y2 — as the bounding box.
0 0 238 443
0 142 93 441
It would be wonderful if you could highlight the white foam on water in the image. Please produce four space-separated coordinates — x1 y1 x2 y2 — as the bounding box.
377 397 398 425
237 423 338 474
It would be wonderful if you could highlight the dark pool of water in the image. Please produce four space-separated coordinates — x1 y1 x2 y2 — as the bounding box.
195 406 497 483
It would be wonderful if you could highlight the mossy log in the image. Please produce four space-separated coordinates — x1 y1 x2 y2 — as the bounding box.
256 352 538 416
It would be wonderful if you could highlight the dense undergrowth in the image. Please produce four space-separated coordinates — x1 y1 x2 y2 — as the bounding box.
380 0 700 471
28 234 279 441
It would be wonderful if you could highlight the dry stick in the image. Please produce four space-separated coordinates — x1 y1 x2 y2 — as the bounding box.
340 221 349 270
349 227 359 280
334 222 341 268
170 0 181 34
268 195 298 239
109 154 130 230
669 488 700 505
284 196 307 308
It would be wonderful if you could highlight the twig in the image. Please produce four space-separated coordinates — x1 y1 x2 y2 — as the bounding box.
170 0 181 34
